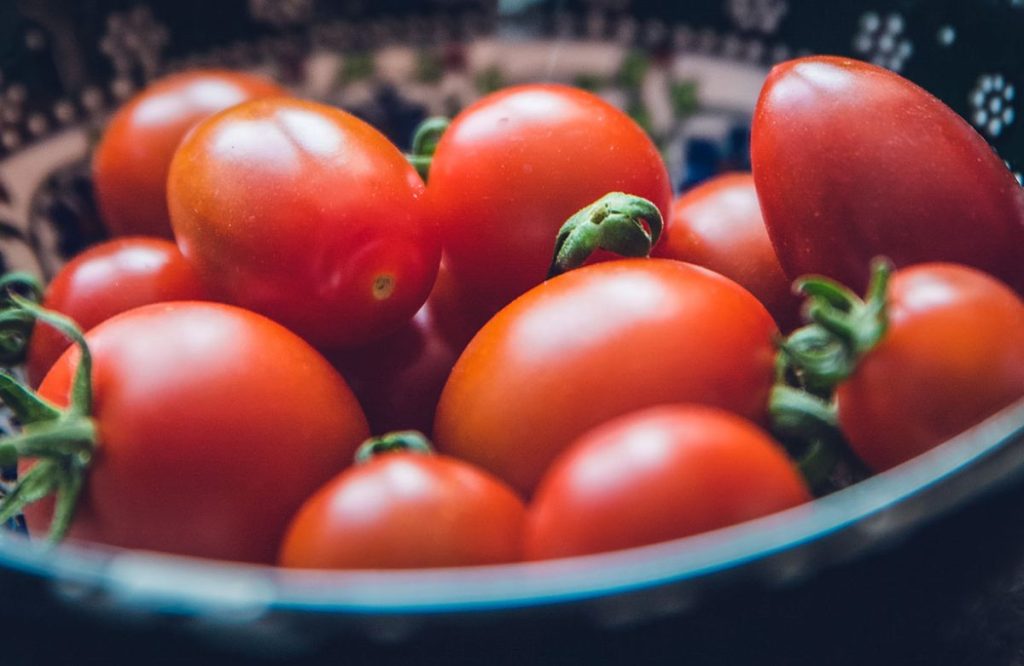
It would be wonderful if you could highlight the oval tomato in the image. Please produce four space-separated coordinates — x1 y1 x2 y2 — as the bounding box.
654 173 800 331
525 405 810 560
428 84 673 316
835 264 1024 471
279 444 525 569
433 259 778 495
93 70 285 238
25 237 207 387
752 57 1024 294
168 97 439 349
27 302 369 563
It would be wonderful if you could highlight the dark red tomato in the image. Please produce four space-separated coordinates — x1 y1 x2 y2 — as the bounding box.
655 173 800 331
837 264 1024 471
328 298 461 436
426 257 493 349
428 84 673 316
25 237 208 387
434 259 778 496
752 56 1024 294
93 70 285 238
525 405 810 560
279 452 525 569
168 97 439 350
28 302 369 563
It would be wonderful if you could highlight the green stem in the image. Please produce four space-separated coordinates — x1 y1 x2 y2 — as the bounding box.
406 116 450 182
548 192 664 279
355 430 434 465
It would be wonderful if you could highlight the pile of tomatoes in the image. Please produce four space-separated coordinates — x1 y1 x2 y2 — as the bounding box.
0 56 1022 570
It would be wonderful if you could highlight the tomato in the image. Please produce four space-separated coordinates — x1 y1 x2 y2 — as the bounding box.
93 70 285 239
26 302 369 563
654 173 800 331
752 57 1024 294
279 437 525 569
835 264 1024 471
168 98 439 349
525 405 810 560
25 237 208 387
434 259 778 495
428 84 673 316
328 298 461 435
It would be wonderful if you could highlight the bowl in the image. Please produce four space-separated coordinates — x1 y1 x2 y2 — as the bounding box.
1 0 1023 662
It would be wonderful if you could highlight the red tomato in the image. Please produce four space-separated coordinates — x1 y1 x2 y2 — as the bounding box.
434 259 778 495
836 264 1024 471
168 97 439 350
655 173 800 331
328 298 461 436
279 449 525 569
28 302 369 563
525 405 810 560
428 84 673 316
93 70 285 238
25 237 207 387
752 57 1024 294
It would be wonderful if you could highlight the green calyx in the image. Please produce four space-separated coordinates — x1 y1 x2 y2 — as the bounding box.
0 272 44 365
769 258 893 493
0 295 97 544
354 430 435 465
547 192 664 279
406 116 451 182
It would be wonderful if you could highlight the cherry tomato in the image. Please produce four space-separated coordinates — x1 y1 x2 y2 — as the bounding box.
93 70 285 238
752 57 1024 294
168 97 439 349
525 405 810 560
328 298 461 436
25 237 208 387
654 173 800 331
836 264 1024 471
28 302 369 563
434 259 778 495
279 444 525 569
428 84 673 316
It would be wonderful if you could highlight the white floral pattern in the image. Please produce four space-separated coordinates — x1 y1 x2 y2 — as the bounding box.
728 0 789 34
971 74 1017 138
853 11 913 72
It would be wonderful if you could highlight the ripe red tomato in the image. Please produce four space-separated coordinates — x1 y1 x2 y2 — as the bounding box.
328 298 461 436
654 173 800 331
752 57 1024 294
428 84 673 316
168 97 440 350
434 259 778 495
93 70 285 238
27 302 369 563
279 445 525 569
25 237 208 387
525 405 810 560
836 264 1024 471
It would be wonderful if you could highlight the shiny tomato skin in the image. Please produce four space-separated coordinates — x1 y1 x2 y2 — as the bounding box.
837 264 1024 472
752 57 1024 294
168 97 439 349
279 453 526 569
93 70 285 238
525 405 810 560
433 259 778 496
29 302 370 563
429 84 673 315
26 237 208 387
655 173 800 331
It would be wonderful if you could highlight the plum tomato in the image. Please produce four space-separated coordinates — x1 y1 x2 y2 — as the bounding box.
752 57 1024 294
433 258 778 496
93 70 285 238
279 433 525 569
428 84 673 316
168 97 440 349
25 237 208 387
525 405 810 560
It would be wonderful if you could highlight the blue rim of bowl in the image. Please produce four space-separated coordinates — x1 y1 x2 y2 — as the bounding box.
0 397 1021 618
